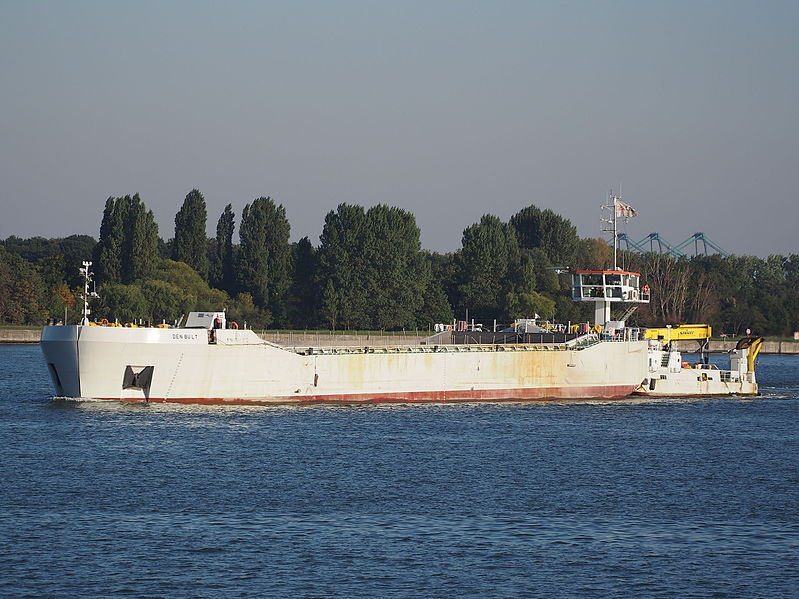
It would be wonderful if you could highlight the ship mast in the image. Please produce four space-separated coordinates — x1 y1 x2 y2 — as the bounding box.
571 192 646 329
601 190 636 270
79 261 94 325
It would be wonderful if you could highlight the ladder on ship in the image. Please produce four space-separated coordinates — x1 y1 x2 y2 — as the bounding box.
613 305 639 323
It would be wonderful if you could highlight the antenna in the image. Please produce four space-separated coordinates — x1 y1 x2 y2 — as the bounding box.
79 261 94 325
601 189 637 270
600 190 618 270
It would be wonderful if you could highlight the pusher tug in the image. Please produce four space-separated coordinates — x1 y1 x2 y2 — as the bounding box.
634 324 761 397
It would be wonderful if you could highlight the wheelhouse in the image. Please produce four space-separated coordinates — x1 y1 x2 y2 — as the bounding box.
572 270 650 304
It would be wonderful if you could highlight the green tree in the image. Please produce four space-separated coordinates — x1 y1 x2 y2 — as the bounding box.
320 280 341 329
364 205 428 329
122 194 159 283
505 290 556 321
94 195 159 285
1 234 95 289
95 283 148 323
425 251 459 317
228 292 272 330
94 197 126 284
211 204 236 294
510 205 579 267
0 246 46 324
150 259 229 313
286 237 318 329
173 189 209 279
456 214 523 321
574 237 614 271
417 278 454 327
316 204 370 329
316 204 429 329
140 279 186 325
59 235 98 288
237 197 291 324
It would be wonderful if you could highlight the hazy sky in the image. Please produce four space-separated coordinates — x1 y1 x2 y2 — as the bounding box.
1 0 797 257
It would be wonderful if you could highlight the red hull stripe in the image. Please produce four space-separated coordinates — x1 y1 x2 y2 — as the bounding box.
99 385 639 406
632 391 758 398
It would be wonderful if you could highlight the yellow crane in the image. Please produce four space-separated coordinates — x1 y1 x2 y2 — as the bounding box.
643 324 712 341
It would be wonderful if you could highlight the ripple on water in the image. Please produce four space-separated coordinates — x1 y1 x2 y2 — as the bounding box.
0 347 797 598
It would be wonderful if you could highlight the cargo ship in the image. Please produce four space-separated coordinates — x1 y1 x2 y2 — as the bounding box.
40 259 651 405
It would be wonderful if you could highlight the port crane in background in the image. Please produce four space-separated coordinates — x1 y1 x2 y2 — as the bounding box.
616 232 730 258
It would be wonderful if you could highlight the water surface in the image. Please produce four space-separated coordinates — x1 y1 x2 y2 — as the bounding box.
1 345 797 598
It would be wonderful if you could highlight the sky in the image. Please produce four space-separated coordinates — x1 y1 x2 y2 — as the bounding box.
1 0 797 258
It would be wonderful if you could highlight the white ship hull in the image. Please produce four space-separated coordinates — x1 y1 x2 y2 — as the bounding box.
635 369 758 397
40 325 649 405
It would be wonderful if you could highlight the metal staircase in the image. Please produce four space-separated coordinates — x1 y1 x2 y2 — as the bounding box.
613 305 639 323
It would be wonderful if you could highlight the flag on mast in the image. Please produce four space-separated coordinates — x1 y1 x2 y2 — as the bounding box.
614 196 637 219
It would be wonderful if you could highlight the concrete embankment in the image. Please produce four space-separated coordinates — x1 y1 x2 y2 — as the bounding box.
0 329 40 343
4 328 798 353
672 339 799 354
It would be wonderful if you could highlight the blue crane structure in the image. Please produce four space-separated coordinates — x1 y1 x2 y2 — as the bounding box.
616 232 730 258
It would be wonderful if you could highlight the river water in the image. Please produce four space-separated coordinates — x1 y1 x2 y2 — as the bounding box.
1 344 797 598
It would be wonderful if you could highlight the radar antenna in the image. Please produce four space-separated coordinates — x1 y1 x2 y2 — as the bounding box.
601 189 637 270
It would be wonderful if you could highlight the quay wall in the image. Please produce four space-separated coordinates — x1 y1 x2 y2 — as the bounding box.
672 339 799 354
0 329 41 344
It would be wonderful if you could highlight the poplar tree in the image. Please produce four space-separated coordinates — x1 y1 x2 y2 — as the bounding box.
212 204 236 294
286 237 317 329
122 194 159 283
237 197 291 324
173 189 209 279
95 195 159 285
94 197 126 284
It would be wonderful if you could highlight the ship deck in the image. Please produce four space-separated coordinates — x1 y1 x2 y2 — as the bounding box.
285 334 616 356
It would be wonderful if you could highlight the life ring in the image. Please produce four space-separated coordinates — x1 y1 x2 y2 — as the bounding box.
100 318 109 326
642 284 650 295
229 321 239 330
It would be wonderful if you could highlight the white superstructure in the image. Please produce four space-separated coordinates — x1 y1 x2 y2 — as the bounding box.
635 336 761 397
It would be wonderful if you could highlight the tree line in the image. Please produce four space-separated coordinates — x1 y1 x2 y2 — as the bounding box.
1 189 797 337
